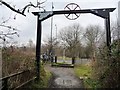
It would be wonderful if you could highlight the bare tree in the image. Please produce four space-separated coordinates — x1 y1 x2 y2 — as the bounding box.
110 20 120 58
84 25 103 58
92 21 120 88
27 39 35 48
42 36 59 55
111 21 120 41
59 23 83 58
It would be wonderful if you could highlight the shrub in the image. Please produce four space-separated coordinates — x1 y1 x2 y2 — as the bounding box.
93 40 120 88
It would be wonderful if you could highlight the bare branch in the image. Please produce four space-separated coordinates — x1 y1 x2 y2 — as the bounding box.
0 0 26 16
0 24 19 41
0 31 19 41
1 16 11 24
0 0 46 16
37 0 47 6
0 24 19 31
21 2 36 14
5 35 13 39
0 32 17 35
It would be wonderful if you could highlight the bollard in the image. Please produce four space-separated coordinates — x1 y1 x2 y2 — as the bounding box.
55 56 57 63
51 57 53 63
72 57 75 64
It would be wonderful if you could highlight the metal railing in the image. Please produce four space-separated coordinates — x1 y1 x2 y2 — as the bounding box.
0 69 36 90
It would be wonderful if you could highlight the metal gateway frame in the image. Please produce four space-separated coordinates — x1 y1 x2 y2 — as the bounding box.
32 8 116 80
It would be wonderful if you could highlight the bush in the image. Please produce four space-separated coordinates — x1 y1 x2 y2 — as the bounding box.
2 47 36 88
2 48 35 76
74 64 101 88
93 40 120 88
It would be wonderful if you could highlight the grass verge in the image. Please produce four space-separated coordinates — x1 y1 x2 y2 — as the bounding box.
74 64 101 88
51 62 74 68
30 64 52 88
57 56 71 60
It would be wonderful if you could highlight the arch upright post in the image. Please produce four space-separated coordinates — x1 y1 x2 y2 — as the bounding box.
36 16 42 80
105 13 111 53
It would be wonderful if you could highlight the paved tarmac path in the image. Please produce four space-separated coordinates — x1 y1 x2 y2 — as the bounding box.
45 64 84 88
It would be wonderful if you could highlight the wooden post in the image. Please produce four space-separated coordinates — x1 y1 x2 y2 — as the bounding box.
3 78 8 90
55 56 57 63
72 57 75 64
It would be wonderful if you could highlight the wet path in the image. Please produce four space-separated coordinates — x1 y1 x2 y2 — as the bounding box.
45 64 84 88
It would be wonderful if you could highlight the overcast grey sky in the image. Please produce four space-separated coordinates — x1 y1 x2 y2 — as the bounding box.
0 0 119 46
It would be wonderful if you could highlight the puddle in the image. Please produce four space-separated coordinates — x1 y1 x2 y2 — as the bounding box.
55 76 78 87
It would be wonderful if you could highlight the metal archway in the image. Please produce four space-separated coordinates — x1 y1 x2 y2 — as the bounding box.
32 5 116 80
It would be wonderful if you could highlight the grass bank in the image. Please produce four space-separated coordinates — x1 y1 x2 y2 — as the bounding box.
30 64 52 88
74 64 101 88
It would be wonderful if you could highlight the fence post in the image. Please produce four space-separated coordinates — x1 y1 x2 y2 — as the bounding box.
3 78 8 90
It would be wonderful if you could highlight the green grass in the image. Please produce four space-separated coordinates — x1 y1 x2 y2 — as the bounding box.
52 62 67 65
74 64 101 88
30 64 52 88
51 62 74 68
84 78 101 88
57 56 80 61
74 65 92 77
57 56 71 60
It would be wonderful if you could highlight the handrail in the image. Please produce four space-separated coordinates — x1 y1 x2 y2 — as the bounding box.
0 69 35 90
0 70 30 81
15 77 36 89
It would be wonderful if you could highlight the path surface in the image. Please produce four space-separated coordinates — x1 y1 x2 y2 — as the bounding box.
55 59 91 65
45 64 84 88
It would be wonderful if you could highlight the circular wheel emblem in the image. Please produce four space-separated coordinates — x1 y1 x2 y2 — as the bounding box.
64 3 81 20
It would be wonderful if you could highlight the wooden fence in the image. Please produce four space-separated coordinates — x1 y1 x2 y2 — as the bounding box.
0 69 36 90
